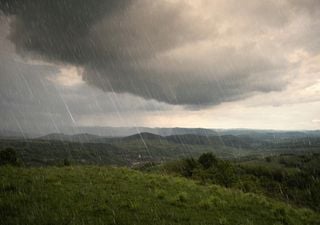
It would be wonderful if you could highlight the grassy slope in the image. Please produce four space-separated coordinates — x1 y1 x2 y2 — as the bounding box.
1 166 319 225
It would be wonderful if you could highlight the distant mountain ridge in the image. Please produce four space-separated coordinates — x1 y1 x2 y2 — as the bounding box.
36 132 253 148
31 130 320 152
1 127 320 140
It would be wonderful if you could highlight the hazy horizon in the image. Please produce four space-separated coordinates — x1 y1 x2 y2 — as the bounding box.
2 125 320 140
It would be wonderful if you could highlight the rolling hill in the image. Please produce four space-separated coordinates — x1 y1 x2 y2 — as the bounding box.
1 166 319 225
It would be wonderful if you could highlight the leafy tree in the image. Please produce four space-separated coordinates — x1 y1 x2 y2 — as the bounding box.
198 153 217 169
215 161 237 187
265 156 272 162
0 148 18 166
64 158 71 166
181 158 198 177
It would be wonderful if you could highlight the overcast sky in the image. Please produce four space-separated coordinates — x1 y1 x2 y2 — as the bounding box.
0 0 320 134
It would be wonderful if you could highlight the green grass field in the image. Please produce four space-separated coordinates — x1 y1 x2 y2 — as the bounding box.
1 166 319 225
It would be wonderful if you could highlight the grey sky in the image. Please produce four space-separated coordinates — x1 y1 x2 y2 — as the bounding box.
0 0 320 133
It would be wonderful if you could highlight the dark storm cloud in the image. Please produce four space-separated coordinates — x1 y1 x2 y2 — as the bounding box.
0 0 133 64
1 0 319 106
0 0 201 64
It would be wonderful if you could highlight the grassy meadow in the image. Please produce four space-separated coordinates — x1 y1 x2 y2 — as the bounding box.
1 165 320 225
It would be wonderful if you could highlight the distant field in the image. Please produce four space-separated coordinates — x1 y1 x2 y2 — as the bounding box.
1 166 319 225
0 139 253 167
1 133 319 167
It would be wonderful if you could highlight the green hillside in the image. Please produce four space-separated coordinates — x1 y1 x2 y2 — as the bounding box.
1 132 320 167
0 138 250 166
1 166 319 225
147 153 320 211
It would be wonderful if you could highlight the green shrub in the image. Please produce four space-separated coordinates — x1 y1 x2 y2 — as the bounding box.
155 189 166 199
170 192 188 205
266 157 272 163
177 192 188 202
63 158 71 166
208 196 226 207
198 199 211 209
273 207 293 225
198 153 218 169
181 158 198 177
0 148 18 166
218 217 228 225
